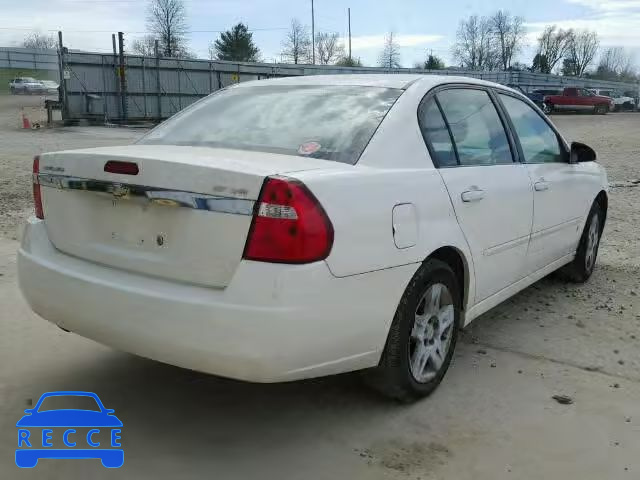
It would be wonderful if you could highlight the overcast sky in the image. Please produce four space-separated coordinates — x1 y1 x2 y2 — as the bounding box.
2 0 640 67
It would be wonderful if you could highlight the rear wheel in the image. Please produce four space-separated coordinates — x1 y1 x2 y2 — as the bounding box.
559 202 603 283
543 103 554 115
364 259 461 402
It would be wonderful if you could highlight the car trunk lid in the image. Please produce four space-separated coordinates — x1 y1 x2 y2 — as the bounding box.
38 145 344 288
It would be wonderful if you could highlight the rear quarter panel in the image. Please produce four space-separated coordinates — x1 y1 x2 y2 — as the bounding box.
296 167 470 275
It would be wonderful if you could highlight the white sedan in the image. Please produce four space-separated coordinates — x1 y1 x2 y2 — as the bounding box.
18 75 608 401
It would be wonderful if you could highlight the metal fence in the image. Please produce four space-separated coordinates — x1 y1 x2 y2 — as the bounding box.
60 49 640 123
0 47 59 77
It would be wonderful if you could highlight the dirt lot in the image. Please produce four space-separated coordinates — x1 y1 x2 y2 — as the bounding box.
0 94 638 479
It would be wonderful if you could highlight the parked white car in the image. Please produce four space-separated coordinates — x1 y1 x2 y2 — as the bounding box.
18 75 608 401
40 80 60 95
9 77 45 94
591 89 637 111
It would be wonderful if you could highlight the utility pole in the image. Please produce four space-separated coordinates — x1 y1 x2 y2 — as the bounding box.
348 7 351 61
154 40 161 120
311 0 315 65
112 34 121 120
118 31 127 124
57 31 67 119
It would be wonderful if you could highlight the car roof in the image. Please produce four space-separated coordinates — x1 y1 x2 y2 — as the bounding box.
233 74 517 92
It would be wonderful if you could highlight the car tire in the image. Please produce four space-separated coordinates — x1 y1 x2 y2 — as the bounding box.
594 105 608 115
10 87 16 95
364 259 461 402
543 103 554 115
558 202 603 283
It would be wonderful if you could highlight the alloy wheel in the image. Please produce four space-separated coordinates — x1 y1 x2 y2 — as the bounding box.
409 283 455 383
585 213 600 272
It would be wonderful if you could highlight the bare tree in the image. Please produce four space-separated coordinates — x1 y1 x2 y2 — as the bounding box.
147 0 189 57
536 25 573 73
315 32 344 65
567 30 599 76
490 11 525 70
453 15 498 71
378 32 402 69
281 19 311 64
131 35 158 56
22 32 57 50
598 47 634 75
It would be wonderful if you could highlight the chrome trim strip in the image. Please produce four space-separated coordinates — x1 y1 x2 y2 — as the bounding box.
37 173 255 216
530 217 581 241
483 234 530 257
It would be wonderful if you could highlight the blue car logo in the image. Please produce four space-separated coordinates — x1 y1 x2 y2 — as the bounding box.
16 391 123 468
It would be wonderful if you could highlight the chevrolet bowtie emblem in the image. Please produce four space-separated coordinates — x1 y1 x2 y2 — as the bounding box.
111 184 130 199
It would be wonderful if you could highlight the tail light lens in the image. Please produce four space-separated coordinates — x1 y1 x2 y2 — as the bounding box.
243 177 333 264
33 156 44 219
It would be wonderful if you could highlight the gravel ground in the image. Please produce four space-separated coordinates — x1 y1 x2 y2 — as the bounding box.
0 94 638 479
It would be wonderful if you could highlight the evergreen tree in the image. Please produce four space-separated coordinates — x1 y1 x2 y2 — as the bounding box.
212 23 260 62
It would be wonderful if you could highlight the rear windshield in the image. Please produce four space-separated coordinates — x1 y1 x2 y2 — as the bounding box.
139 85 402 165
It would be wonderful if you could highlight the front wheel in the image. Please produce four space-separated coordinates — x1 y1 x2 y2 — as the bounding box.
364 259 461 402
594 105 608 115
559 203 603 282
543 103 554 115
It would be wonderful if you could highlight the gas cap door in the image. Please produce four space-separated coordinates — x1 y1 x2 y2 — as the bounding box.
392 203 418 249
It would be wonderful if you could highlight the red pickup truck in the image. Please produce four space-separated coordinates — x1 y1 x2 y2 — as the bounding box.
543 88 615 115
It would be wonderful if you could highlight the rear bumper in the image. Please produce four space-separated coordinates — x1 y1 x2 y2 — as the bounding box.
18 219 415 382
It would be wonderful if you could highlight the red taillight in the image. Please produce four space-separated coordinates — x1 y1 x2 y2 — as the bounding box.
243 177 334 264
33 155 44 219
104 160 139 175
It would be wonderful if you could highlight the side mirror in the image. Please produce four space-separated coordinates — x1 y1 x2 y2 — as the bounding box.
570 142 596 163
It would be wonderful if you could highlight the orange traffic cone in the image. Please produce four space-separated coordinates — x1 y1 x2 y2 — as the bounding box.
21 110 31 129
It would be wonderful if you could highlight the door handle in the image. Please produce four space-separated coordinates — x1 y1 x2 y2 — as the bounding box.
461 189 485 203
534 181 549 192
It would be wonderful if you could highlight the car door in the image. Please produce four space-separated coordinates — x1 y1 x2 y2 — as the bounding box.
578 88 597 111
419 87 534 303
496 92 586 274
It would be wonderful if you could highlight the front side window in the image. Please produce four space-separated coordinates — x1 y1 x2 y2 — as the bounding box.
417 98 457 167
436 89 513 166
499 93 565 164
140 85 402 165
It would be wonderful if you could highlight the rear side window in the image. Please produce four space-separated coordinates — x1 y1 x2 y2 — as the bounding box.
418 99 457 167
499 94 565 164
140 85 402 165
436 89 513 166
